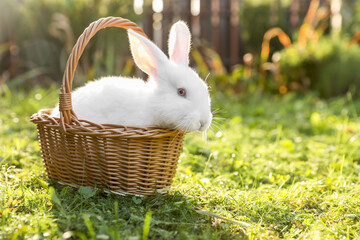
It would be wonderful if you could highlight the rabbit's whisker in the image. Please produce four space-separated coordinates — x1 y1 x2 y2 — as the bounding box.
212 117 225 120
212 108 223 115
204 73 211 83
170 121 186 145
210 121 223 132
202 130 208 142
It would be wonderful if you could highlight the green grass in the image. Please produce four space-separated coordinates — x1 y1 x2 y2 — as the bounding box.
1 86 359 239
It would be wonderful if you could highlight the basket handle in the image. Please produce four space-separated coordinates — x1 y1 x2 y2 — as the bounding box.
59 17 148 129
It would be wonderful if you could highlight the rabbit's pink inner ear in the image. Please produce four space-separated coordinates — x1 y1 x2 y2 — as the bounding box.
128 29 168 77
169 22 191 66
129 35 156 76
170 43 189 65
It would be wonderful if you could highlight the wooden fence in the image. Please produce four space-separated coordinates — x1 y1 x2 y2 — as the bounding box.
139 0 345 71
141 0 240 71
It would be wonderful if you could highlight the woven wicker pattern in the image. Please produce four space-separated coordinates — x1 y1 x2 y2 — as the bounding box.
31 17 186 196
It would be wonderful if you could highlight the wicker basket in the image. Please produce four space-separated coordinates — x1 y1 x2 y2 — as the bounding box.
31 17 185 196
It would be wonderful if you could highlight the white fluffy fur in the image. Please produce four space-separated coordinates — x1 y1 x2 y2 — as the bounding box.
51 21 212 132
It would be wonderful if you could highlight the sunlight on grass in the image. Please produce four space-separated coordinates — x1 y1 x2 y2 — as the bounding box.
1 87 359 239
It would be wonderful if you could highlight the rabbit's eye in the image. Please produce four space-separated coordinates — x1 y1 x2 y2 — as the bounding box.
177 88 186 97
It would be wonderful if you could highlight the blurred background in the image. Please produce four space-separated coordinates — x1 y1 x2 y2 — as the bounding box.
0 0 360 98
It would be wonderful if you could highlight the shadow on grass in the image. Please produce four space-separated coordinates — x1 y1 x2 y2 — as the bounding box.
48 181 246 239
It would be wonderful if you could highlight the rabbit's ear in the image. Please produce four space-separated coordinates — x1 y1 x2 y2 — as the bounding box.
128 29 168 77
168 21 191 66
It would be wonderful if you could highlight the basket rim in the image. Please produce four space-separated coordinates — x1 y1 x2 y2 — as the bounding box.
31 108 185 138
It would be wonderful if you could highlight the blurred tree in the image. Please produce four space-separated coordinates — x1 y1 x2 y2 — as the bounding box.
0 0 139 89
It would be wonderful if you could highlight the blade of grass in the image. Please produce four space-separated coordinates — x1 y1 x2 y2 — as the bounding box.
142 210 152 240
83 214 95 239
195 207 250 229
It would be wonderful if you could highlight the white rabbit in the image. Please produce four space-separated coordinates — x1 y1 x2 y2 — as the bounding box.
51 21 212 132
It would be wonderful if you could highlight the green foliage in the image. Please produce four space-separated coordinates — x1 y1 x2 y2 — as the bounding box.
208 64 260 96
0 0 139 88
254 0 360 98
239 0 292 55
342 0 360 37
1 87 360 239
277 37 360 98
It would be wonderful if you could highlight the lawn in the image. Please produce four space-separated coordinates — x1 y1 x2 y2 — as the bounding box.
1 86 359 239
